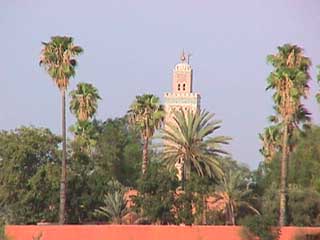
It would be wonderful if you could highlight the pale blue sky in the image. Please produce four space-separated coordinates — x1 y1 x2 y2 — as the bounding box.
1 0 320 168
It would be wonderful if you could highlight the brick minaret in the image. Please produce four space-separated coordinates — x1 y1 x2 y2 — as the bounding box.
164 51 201 125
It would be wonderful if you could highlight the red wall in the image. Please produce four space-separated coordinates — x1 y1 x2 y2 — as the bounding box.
5 225 320 240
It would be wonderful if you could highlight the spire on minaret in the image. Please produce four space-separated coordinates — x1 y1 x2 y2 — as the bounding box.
180 50 186 62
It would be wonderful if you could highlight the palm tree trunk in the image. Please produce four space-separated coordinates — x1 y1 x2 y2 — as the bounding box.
226 204 230 225
142 136 149 175
202 194 207 225
59 89 67 224
230 203 235 225
279 122 289 227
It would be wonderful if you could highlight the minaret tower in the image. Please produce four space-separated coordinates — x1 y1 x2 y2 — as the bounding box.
164 51 201 124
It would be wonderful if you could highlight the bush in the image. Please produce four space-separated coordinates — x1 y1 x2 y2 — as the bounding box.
133 162 178 224
240 215 279 240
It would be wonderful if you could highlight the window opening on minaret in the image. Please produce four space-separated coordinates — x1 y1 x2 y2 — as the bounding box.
183 83 186 91
178 83 181 91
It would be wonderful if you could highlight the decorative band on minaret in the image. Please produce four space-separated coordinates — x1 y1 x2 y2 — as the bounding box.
164 51 201 124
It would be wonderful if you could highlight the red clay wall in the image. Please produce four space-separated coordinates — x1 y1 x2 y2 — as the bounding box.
5 225 320 240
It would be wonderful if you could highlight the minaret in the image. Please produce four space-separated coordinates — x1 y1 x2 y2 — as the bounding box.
164 51 201 124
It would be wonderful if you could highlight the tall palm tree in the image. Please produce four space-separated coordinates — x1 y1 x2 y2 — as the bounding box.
69 82 101 121
266 44 311 226
161 109 230 185
212 169 260 225
40 36 83 224
127 94 165 175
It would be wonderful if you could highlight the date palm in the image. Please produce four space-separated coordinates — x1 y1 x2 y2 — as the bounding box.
69 82 101 121
40 36 83 224
266 44 311 226
161 109 230 185
213 169 260 225
127 94 165 175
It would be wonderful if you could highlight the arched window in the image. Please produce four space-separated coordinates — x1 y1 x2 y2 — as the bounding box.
178 83 181 91
183 83 186 91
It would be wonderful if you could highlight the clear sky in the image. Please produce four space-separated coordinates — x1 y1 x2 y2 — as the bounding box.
1 0 320 169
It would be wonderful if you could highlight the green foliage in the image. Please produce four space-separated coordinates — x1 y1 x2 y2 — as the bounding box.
40 36 83 90
69 82 101 121
256 126 320 227
259 125 320 192
70 120 100 155
95 118 142 186
0 216 6 240
241 214 278 240
0 127 61 224
213 166 259 225
134 162 178 224
287 187 320 226
66 150 100 223
266 44 311 108
175 191 194 225
256 183 320 227
128 94 165 175
183 173 216 225
161 109 230 181
287 126 320 188
259 125 281 162
95 180 128 224
66 118 141 223
127 94 165 139
40 35 83 224
265 43 312 225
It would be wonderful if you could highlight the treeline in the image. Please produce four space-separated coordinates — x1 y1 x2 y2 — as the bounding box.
0 119 141 224
1 122 320 227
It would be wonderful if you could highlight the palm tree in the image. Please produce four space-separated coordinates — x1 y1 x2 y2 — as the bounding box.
40 36 83 224
266 44 311 226
95 191 128 224
259 105 311 163
69 82 101 121
161 109 230 185
69 120 99 154
212 169 260 225
127 94 165 175
259 125 281 163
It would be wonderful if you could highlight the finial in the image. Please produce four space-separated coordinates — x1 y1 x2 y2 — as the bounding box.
180 50 186 62
187 53 192 64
